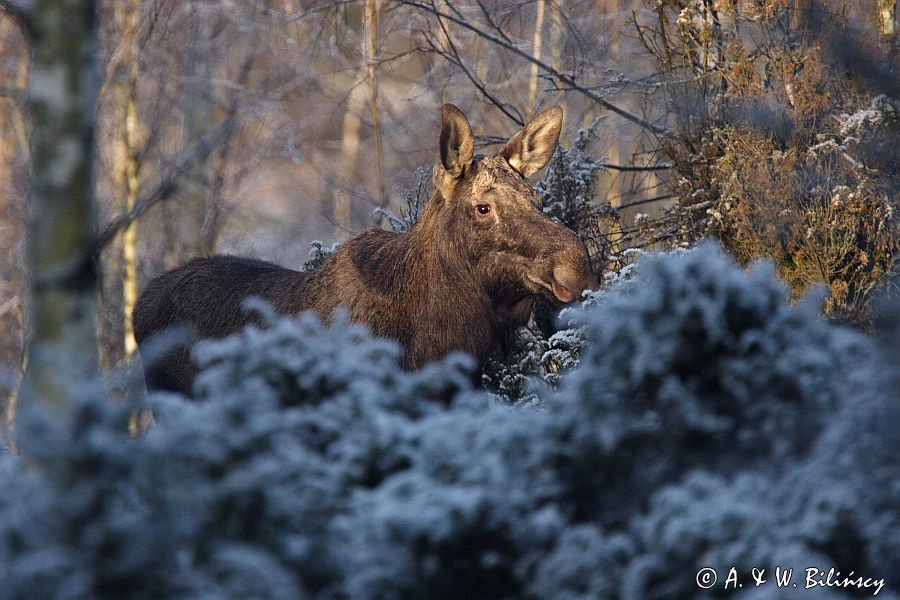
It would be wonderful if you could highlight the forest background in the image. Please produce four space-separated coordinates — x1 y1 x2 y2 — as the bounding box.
0 0 898 445
0 2 899 598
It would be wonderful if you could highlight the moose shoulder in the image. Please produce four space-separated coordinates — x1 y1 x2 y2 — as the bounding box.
133 104 597 394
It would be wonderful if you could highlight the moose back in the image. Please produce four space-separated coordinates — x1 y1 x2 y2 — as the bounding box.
133 104 597 394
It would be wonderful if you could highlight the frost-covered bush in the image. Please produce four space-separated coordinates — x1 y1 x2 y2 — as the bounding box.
0 308 474 599
537 126 607 232
558 243 867 471
540 245 898 598
302 240 341 272
1 243 897 599
543 248 649 386
536 123 621 277
373 167 431 234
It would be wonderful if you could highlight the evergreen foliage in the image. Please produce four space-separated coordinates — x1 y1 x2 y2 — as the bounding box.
1 245 897 599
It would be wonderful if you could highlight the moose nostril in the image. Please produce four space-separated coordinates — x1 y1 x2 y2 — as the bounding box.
551 280 575 303
551 265 583 303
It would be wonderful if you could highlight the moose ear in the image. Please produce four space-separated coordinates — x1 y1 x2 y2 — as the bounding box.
501 106 563 178
438 104 474 179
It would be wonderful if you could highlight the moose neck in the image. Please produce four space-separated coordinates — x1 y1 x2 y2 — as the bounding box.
398 192 485 313
315 191 498 369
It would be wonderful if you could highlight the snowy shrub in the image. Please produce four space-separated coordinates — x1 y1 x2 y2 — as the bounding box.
537 127 606 228
1 243 898 599
0 307 473 599
558 243 867 470
480 324 550 407
543 248 649 386
302 240 341 272
373 167 431 234
536 124 620 273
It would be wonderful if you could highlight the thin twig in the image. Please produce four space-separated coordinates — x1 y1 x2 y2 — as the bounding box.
616 193 675 210
600 162 673 172
397 0 669 136
427 18 524 126
91 118 237 259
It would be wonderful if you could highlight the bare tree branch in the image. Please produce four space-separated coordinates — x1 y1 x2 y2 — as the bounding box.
600 162 673 172
474 0 513 45
33 118 235 291
616 193 675 210
426 16 525 126
91 116 237 260
396 0 669 136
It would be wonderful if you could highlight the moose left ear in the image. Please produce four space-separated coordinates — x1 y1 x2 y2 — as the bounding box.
439 104 475 179
501 106 563 178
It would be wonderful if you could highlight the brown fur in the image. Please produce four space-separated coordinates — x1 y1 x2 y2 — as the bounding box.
133 104 597 394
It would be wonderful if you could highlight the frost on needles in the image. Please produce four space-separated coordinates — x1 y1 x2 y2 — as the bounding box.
1 243 897 599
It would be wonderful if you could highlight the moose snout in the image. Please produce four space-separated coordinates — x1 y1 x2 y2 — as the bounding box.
550 262 598 303
527 242 598 304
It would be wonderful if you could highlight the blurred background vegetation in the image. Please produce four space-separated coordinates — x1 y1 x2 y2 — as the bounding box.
0 0 897 438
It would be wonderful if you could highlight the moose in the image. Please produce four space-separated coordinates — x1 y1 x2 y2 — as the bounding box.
133 104 597 394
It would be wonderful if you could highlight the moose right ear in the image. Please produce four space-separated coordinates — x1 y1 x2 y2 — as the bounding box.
501 106 563 178
438 104 474 180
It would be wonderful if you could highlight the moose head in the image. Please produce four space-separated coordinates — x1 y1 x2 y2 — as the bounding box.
420 103 596 326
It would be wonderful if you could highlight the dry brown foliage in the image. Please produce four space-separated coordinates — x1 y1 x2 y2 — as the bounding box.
635 0 900 327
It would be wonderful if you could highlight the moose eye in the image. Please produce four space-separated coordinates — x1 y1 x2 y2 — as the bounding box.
476 204 492 216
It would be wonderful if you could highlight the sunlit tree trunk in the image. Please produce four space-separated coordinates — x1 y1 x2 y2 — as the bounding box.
335 82 365 240
97 0 142 376
596 0 621 209
121 63 140 360
0 10 30 445
24 0 100 414
433 0 453 104
877 0 896 35
334 1 385 236
527 0 546 115
548 0 566 109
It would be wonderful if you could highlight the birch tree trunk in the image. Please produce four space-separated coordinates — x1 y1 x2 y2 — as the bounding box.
527 0 546 115
548 0 566 109
433 0 453 103
334 2 385 238
335 81 365 240
0 9 30 444
25 0 100 413
97 0 142 376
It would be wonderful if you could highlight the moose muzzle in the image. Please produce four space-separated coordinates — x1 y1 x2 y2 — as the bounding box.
527 243 598 304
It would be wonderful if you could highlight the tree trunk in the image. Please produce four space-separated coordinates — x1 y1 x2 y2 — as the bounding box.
0 9 30 445
527 0 546 115
877 0 896 35
24 0 100 414
335 81 366 240
548 0 566 109
96 0 142 376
